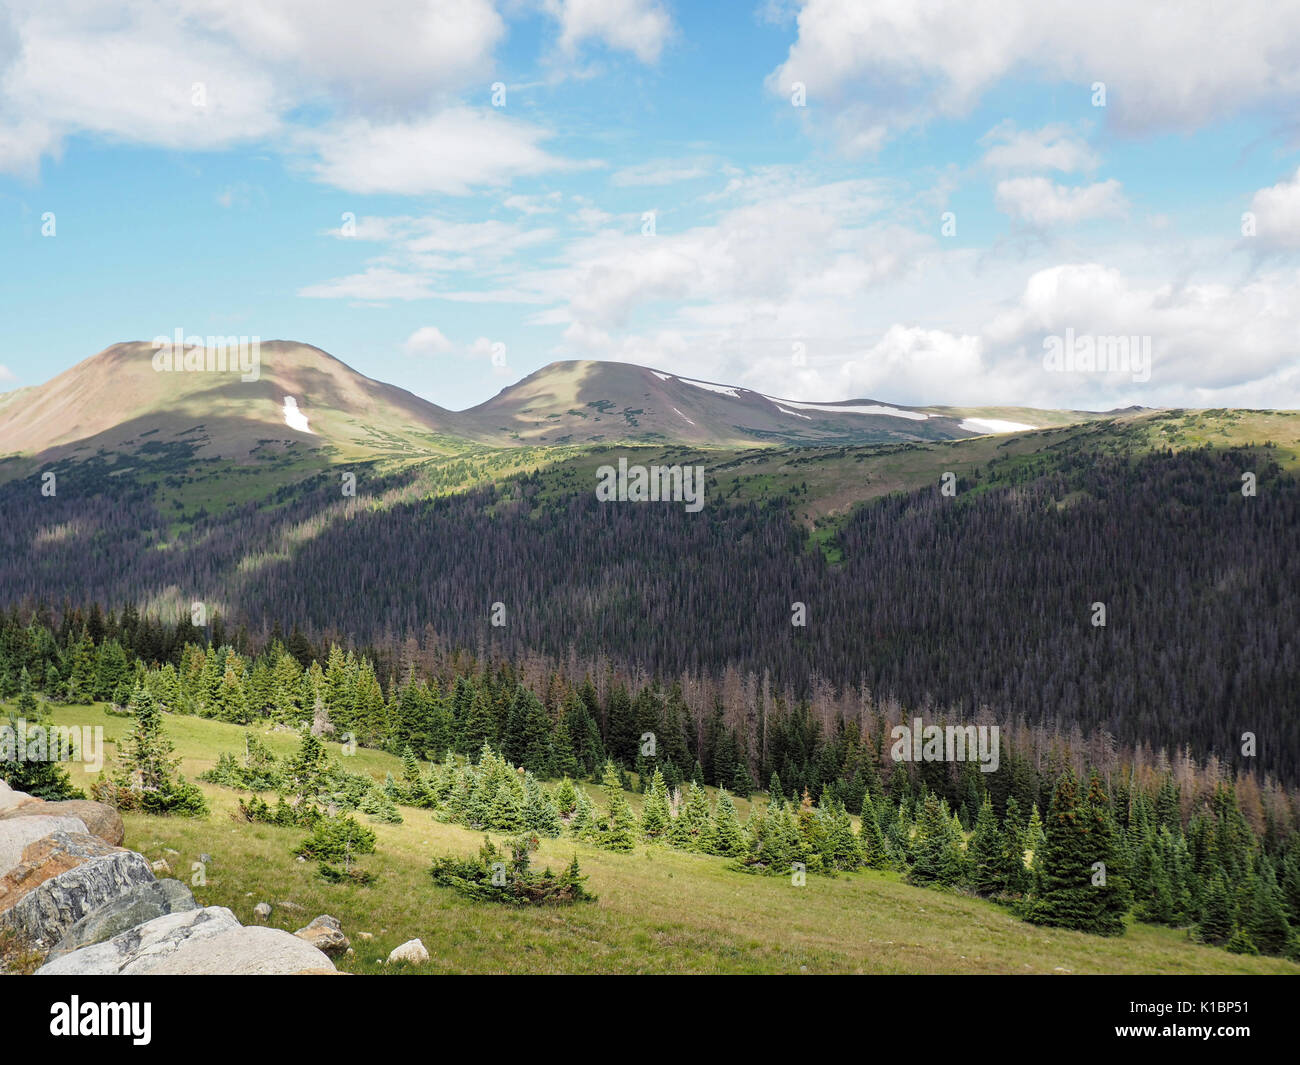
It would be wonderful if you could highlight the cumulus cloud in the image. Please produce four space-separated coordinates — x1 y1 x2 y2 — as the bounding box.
734 262 1300 411
1245 166 1300 251
0 1 559 188
402 326 455 357
545 0 673 64
995 177 1126 226
0 1 281 174
839 326 985 400
298 160 1300 411
768 0 1300 149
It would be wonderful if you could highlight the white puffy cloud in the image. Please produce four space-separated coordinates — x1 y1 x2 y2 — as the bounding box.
0 1 547 185
839 326 986 400
0 1 282 174
970 263 1300 407
1245 167 1300 251
995 177 1126 226
189 0 504 110
545 0 673 64
402 326 455 357
769 0 1300 149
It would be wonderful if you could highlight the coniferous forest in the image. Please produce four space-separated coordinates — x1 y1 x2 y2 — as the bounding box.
2 445 1296 780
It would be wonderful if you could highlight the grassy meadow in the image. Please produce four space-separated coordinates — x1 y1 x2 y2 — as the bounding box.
14 701 1298 975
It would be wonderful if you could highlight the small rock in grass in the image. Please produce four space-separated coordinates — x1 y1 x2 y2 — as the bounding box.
387 939 429 966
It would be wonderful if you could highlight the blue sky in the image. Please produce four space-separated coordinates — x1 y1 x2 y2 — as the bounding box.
2 0 1299 411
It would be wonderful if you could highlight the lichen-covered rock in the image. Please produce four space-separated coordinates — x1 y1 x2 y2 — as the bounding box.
37 906 336 975
0 799 126 847
0 815 89 878
293 914 349 958
0 831 155 952
46 878 198 960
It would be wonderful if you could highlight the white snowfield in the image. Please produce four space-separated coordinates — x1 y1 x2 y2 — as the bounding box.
282 396 312 433
958 418 1036 434
769 398 930 421
651 369 1037 433
675 376 744 398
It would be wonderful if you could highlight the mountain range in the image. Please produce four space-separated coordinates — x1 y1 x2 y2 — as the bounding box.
0 339 1297 783
0 340 1128 465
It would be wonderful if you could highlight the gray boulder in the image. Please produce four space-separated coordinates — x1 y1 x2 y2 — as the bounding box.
0 831 155 952
46 878 198 960
0 814 89 878
145 925 338 974
38 906 336 975
37 906 242 974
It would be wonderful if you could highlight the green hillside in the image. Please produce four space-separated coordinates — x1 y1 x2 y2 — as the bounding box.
20 702 1297 976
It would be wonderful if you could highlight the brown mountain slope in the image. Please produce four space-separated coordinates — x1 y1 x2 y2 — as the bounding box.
0 341 469 462
459 360 1113 446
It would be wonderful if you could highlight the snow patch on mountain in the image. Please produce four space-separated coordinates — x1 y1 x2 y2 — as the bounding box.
959 418 1035 434
677 376 745 398
283 396 312 433
771 399 930 421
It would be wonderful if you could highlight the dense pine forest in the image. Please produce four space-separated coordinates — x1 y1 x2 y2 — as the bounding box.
2 443 1296 779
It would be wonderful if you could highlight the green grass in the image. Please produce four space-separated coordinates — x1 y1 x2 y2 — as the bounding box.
24 702 1298 975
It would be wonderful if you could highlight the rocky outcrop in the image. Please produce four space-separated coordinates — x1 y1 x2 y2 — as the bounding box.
0 779 37 815
0 798 125 846
0 831 155 952
38 906 335 975
0 781 338 975
293 914 349 958
0 815 90 877
46 878 197 960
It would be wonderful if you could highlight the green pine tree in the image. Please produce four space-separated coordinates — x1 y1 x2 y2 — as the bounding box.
967 795 1006 896
597 761 637 851
639 767 671 840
